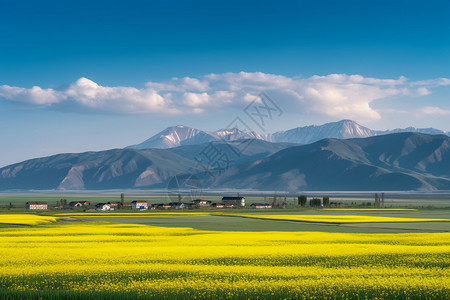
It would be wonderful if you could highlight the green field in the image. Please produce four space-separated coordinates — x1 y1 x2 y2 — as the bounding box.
68 210 450 233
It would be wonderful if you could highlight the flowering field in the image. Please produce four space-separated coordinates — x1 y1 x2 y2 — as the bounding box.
0 214 58 225
0 220 449 299
233 214 450 223
56 212 212 217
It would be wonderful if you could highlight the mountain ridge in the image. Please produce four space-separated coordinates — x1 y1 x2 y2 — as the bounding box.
128 120 449 150
2 132 450 191
214 132 450 191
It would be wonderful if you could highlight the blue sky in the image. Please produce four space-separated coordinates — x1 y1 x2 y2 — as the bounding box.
0 0 449 167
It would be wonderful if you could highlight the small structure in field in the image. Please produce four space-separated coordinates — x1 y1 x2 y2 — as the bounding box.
169 202 183 209
175 202 194 209
69 201 90 207
96 203 111 211
250 203 272 209
154 203 170 209
26 201 48 210
132 200 148 210
193 199 212 207
211 203 224 208
222 196 245 207
108 201 121 207
224 203 234 208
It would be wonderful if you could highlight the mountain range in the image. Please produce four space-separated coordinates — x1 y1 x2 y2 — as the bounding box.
128 120 449 149
1 120 450 191
215 133 450 191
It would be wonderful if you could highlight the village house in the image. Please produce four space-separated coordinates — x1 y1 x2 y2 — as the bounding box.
107 201 121 207
168 202 183 209
222 196 245 207
26 201 48 210
153 203 171 209
179 202 194 209
69 201 90 207
193 199 212 207
131 200 148 210
211 203 224 208
250 203 272 209
96 203 111 211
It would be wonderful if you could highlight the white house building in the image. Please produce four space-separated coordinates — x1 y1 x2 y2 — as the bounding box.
222 196 245 207
96 203 111 211
26 201 48 210
132 200 148 210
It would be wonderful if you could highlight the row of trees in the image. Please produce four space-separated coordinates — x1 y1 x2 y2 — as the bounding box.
297 195 330 207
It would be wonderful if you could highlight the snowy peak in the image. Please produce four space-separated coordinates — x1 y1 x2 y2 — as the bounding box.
127 120 449 150
215 128 263 141
127 126 217 149
127 126 262 149
377 127 448 136
268 120 376 144
332 120 375 138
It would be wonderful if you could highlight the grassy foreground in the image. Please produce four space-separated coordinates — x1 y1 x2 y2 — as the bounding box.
0 218 449 299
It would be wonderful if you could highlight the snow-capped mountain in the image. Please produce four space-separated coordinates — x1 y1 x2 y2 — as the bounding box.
127 126 261 149
266 120 376 144
215 128 262 141
127 120 449 149
377 127 448 136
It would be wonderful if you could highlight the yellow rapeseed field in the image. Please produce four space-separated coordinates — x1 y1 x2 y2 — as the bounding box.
0 220 448 299
234 214 450 223
56 212 212 217
0 214 58 225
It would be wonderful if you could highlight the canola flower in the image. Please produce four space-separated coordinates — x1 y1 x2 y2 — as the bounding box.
56 212 213 217
0 214 57 226
232 214 450 223
0 222 448 299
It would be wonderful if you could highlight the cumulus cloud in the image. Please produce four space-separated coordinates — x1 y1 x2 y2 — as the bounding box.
0 85 62 105
0 72 448 120
64 78 174 114
417 106 450 116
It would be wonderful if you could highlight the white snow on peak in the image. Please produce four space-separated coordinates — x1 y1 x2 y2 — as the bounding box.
126 120 449 150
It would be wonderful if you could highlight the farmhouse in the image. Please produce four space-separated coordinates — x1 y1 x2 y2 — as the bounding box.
168 202 183 209
250 203 272 209
211 203 224 208
153 203 170 209
69 201 90 207
132 200 148 210
222 196 245 207
96 203 111 211
108 201 121 207
26 201 48 210
193 199 212 207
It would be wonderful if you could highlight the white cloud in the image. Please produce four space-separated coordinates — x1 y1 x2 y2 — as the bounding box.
182 92 210 107
0 85 62 105
417 106 450 116
410 78 450 87
64 77 173 114
0 73 448 120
